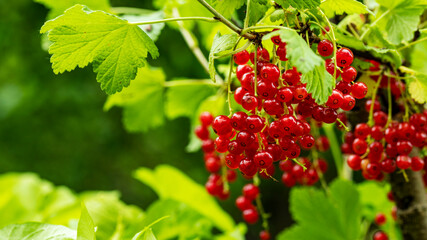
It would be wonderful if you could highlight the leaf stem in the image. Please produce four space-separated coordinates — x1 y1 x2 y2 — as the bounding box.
196 0 257 40
360 9 390 41
172 8 224 84
163 79 221 87
398 36 427 51
241 25 293 35
130 17 218 25
244 0 251 29
214 41 252 59
367 74 383 127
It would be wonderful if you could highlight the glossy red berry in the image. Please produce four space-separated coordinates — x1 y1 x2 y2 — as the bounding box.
355 123 371 139
375 213 386 225
246 115 264 133
212 115 233 136
326 89 344 109
225 154 241 169
300 135 315 149
282 172 296 187
195 126 209 140
336 48 354 67
259 230 271 240
254 151 274 169
336 81 352 95
347 155 362 170
233 50 250 65
276 87 293 103
373 231 389 240
282 68 300 86
239 158 258 177
396 155 411 169
242 94 258 111
411 156 425 171
243 183 260 200
351 82 368 99
260 63 280 83
340 94 356 111
276 45 288 61
380 159 396 173
352 138 368 155
341 66 357 82
235 196 253 211
293 85 308 100
200 112 214 126
236 65 253 81
317 39 333 57
257 81 278 99
242 208 258 224
231 111 248 131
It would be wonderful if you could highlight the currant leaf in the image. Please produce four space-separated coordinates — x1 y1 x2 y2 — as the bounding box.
134 165 236 232
120 10 166 42
104 67 165 132
301 65 334 105
320 0 371 17
408 75 427 104
375 0 427 45
34 0 111 19
77 203 96 240
278 180 360 240
209 33 239 82
247 0 270 26
206 0 245 18
275 0 320 10
41 4 159 95
0 223 76 240
165 81 216 119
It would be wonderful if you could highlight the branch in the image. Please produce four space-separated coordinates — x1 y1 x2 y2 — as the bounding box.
389 170 427 240
196 0 257 40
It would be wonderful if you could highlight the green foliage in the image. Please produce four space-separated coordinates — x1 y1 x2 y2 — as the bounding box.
119 10 166 42
275 0 320 10
247 0 270 26
407 31 427 103
209 33 239 82
375 0 427 45
134 165 236 232
77 203 96 240
320 0 371 17
35 0 111 19
263 29 333 104
41 4 159 95
206 0 245 19
278 180 360 240
104 67 165 132
0 223 76 240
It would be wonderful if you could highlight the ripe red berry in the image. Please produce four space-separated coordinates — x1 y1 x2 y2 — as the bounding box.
246 115 264 133
300 135 315 149
195 126 210 140
242 94 259 111
212 115 232 136
352 138 368 155
254 151 274 169
351 82 368 99
239 158 258 177
336 81 352 95
355 123 371 139
322 107 338 124
371 126 384 141
347 155 361 170
259 230 271 240
263 99 284 115
341 66 357 82
202 139 215 153
276 44 288 61
282 172 296 187
380 158 396 173
373 231 389 240
340 94 356 111
293 85 308 100
375 213 387 225
336 48 354 67
282 68 300 86
200 112 214 126
276 87 293 103
396 155 411 169
250 48 270 63
317 39 333 57
233 50 250 65
205 156 221 173
235 196 253 211
326 89 344 109
236 65 253 81
243 183 260 200
242 208 258 224
411 156 425 171
260 63 280 83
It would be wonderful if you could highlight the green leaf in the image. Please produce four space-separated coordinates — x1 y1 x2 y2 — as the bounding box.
247 0 270 26
320 0 371 16
278 180 361 240
165 81 217 119
134 165 235 232
275 0 320 10
334 29 402 67
410 31 427 74
301 65 334 104
209 33 239 82
77 203 96 240
139 200 212 239
131 216 169 240
264 29 333 104
41 4 159 95
134 228 156 240
263 29 323 74
206 0 245 18
375 0 427 45
104 67 165 132
0 223 76 240
119 10 165 42
35 0 111 19
408 75 427 104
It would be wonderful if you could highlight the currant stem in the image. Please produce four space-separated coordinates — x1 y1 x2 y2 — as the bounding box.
398 36 427 51
336 118 350 132
196 0 256 40
130 16 218 25
214 41 251 59
243 0 251 29
253 42 259 98
318 8 338 81
253 175 270 231
172 8 224 84
367 73 383 127
163 79 221 87
240 25 293 35
385 77 393 129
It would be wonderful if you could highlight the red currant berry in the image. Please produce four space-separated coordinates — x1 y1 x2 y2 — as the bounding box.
242 208 258 224
243 183 259 200
336 48 354 67
322 107 338 124
371 126 384 141
365 99 381 112
326 89 344 109
212 115 233 136
236 65 253 81
242 94 258 111
396 155 411 170
257 81 278 99
225 154 241 169
200 112 214 126
373 231 389 240
380 158 396 173
411 156 425 171
235 196 253 211
352 138 368 155
276 44 288 61
293 85 308 100
233 50 250 65
300 135 315 149
231 111 248 131
336 81 352 95
276 87 294 103
202 139 215 153
254 151 274 169
347 155 362 170
317 39 333 57
355 123 371 139
341 66 357 82
396 141 413 155
351 82 368 99
264 99 284 116
195 126 210 140
340 94 356 111
239 158 258 177
259 230 271 240
375 213 387 226
260 63 280 83
282 68 300 86
282 172 296 187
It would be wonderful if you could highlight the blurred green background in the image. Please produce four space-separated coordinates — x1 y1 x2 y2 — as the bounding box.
0 0 340 237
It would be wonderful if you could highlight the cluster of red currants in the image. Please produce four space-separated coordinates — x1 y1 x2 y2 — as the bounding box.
280 157 328 187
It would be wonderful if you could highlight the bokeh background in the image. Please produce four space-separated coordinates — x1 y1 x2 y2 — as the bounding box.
0 0 338 236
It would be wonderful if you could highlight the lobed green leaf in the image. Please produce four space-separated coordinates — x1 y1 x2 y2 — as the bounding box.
0 223 76 240
320 0 371 17
41 4 159 95
209 33 239 82
275 0 320 10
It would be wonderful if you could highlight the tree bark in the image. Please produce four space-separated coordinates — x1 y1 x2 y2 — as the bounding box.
389 170 427 240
